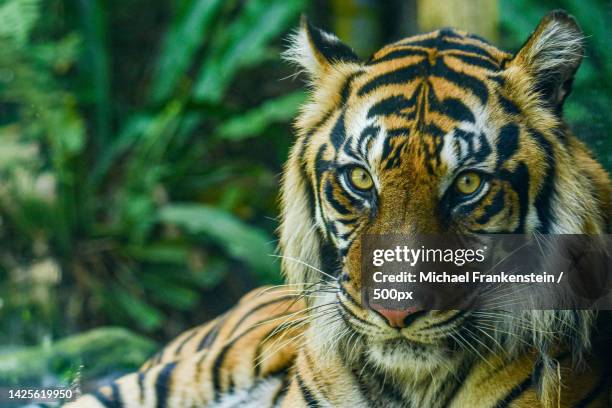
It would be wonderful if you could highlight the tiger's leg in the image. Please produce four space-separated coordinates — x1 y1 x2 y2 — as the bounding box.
280 342 370 408
65 286 306 407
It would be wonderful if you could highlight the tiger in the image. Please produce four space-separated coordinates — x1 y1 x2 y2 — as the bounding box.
66 9 612 408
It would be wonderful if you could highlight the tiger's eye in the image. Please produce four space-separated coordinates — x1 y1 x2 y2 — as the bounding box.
455 172 482 195
349 167 374 191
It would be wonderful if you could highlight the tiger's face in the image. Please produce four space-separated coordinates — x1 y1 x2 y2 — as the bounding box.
280 12 610 374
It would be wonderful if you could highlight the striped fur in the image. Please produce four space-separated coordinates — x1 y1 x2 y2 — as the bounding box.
66 287 306 407
68 10 611 407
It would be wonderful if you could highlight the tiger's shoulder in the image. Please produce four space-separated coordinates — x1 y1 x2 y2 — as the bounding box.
66 286 307 407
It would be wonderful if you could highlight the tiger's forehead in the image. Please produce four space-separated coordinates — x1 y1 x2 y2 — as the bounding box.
311 28 515 177
370 28 509 67
348 28 511 119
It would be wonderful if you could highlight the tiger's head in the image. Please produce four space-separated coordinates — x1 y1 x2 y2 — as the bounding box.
279 10 611 375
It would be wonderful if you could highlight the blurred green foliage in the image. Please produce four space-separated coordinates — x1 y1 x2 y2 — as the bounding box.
0 0 609 373
500 0 612 169
0 327 156 386
0 0 305 347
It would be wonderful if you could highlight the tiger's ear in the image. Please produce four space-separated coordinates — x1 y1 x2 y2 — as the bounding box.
284 16 359 83
509 10 584 110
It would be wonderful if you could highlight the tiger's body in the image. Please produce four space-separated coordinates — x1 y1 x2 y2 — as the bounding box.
68 287 611 407
67 10 612 408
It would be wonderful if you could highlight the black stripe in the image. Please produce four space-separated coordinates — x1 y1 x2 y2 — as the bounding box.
403 310 427 327
271 371 291 407
340 72 363 104
387 127 411 137
300 110 333 157
437 97 475 123
342 137 362 162
212 337 235 400
337 216 359 225
211 311 294 401
137 371 145 403
496 123 519 169
324 180 351 215
495 374 532 408
399 36 497 61
174 329 198 355
367 95 415 118
352 357 407 405
381 135 406 170
253 314 303 377
488 74 506 86
455 130 491 167
476 188 505 224
531 356 545 396
445 52 500 71
441 356 476 406
155 361 177 408
425 311 466 329
498 162 530 233
314 144 332 180
358 63 422 96
92 389 119 408
110 383 122 408
149 351 162 366
330 111 346 150
575 372 609 407
438 28 463 38
227 295 297 337
196 316 224 351
298 109 333 213
356 125 380 158
439 39 498 62
350 367 376 405
306 21 359 64
296 373 321 407
530 129 556 233
497 93 520 115
433 59 489 104
368 48 429 64
338 292 377 329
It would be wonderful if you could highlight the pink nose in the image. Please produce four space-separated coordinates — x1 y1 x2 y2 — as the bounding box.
372 306 423 328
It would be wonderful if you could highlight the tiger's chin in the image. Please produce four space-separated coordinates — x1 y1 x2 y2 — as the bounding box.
365 336 454 375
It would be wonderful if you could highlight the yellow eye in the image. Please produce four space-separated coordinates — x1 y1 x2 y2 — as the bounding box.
455 172 482 195
348 167 374 191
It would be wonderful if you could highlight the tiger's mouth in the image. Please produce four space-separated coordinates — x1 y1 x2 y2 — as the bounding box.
335 279 470 348
330 289 474 371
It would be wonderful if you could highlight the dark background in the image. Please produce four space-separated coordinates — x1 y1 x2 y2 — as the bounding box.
0 0 609 391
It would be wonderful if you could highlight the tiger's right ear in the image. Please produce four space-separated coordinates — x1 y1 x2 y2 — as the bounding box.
284 16 359 83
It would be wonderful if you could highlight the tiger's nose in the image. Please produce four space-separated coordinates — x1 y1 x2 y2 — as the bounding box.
372 306 424 328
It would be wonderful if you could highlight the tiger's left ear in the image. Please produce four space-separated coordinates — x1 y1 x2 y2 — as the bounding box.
284 16 360 84
509 10 584 110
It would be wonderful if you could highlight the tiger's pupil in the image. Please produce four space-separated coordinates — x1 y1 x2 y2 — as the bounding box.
456 172 481 195
349 167 373 191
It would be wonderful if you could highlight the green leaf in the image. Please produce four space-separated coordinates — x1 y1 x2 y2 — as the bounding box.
114 289 164 331
149 0 226 103
125 243 190 264
0 0 40 46
217 91 305 140
76 0 111 145
142 273 199 310
89 113 153 186
192 0 303 102
159 203 279 280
